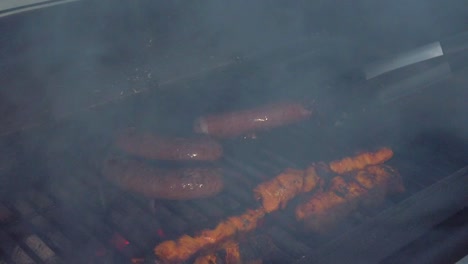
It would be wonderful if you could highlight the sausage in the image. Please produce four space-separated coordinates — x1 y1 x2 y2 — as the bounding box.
194 102 313 138
102 158 224 200
115 128 223 161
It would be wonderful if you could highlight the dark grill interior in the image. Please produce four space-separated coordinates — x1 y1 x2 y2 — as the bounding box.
0 2 467 263
0 79 466 263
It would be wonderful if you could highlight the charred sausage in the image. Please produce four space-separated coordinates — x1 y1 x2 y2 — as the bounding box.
102 158 224 200
194 102 313 138
115 128 223 161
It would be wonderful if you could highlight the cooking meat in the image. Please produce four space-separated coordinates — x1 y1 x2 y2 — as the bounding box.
329 147 394 174
194 240 263 264
353 164 405 207
253 164 323 213
115 128 223 161
154 149 399 262
223 240 242 264
253 169 304 213
194 253 218 264
295 164 404 233
295 191 349 231
154 209 265 263
154 165 321 262
102 158 224 200
296 176 369 231
194 102 312 138
193 241 240 264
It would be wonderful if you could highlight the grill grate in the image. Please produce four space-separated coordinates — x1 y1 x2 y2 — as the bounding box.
0 117 466 263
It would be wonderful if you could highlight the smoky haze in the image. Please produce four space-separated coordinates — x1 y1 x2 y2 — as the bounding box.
0 0 465 181
2 0 466 119
0 1 466 261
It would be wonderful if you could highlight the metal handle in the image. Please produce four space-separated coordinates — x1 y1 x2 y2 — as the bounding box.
364 42 444 80
364 30 468 80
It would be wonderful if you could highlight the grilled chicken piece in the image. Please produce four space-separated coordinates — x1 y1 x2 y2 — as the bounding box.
254 164 323 213
155 209 265 263
330 176 369 206
296 164 404 233
296 192 347 230
155 165 321 262
253 169 304 213
296 176 370 231
155 150 399 262
194 253 218 264
359 165 405 193
194 240 262 264
353 164 405 207
223 241 242 264
329 147 394 174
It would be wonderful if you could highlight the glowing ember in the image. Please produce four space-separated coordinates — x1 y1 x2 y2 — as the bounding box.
110 233 130 250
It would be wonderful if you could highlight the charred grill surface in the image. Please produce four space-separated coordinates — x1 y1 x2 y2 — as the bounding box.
0 37 466 263
0 124 466 264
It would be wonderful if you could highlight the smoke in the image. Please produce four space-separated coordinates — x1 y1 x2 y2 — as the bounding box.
0 1 466 262
3 0 464 120
0 0 466 216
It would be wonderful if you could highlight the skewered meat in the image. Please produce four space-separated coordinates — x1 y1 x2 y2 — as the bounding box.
295 164 404 233
295 176 369 231
329 147 394 174
194 102 312 138
154 149 398 262
353 164 405 207
154 209 265 263
223 241 242 264
253 164 323 213
193 241 241 264
102 158 224 200
194 240 263 264
115 128 223 161
194 253 218 264
153 165 322 262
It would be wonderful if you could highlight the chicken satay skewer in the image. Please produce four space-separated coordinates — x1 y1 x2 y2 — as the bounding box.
296 164 405 233
194 239 264 264
154 163 326 262
155 208 265 263
329 147 394 174
253 164 324 213
154 149 395 262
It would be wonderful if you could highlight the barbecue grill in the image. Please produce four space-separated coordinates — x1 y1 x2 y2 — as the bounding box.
0 1 467 263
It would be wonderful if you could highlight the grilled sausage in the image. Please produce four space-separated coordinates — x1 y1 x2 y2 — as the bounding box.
194 102 313 138
115 128 223 161
102 158 224 200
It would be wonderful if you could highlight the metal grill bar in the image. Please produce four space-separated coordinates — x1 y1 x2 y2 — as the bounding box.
0 198 64 263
